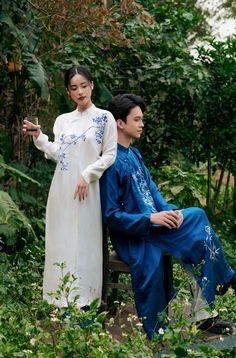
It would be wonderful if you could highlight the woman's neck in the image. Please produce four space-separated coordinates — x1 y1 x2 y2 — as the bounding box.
77 101 93 113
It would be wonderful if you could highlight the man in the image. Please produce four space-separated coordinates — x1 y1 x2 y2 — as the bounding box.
100 93 236 339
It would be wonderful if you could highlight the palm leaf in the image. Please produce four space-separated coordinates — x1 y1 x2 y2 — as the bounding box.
0 161 40 186
25 54 49 100
0 12 28 49
0 12 48 100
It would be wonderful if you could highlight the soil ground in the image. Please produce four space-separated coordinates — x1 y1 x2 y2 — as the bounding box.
105 302 236 343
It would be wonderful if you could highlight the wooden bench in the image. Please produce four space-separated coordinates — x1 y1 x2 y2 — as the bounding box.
102 226 132 308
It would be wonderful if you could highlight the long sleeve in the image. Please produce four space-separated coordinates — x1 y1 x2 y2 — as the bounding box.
33 116 62 161
82 112 117 184
100 165 151 237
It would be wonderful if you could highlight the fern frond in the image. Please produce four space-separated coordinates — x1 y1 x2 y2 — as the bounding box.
0 191 37 246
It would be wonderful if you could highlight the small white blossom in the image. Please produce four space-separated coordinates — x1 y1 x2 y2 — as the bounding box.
30 338 37 346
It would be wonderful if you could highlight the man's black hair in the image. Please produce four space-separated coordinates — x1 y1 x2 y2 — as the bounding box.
108 94 146 122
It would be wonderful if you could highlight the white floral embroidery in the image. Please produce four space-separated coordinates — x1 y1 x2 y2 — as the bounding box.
204 225 220 261
132 167 156 212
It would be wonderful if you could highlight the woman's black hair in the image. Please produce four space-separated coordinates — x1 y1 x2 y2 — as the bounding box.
108 93 146 122
64 65 93 90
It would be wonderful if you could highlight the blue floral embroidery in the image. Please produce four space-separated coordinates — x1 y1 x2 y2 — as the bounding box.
92 113 108 144
132 167 157 212
204 226 220 261
58 113 108 170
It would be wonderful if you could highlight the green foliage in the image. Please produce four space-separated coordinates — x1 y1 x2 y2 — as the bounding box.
0 191 36 247
0 154 47 248
151 164 207 208
1 0 236 354
1 249 235 357
0 156 40 186
0 254 155 357
0 1 47 92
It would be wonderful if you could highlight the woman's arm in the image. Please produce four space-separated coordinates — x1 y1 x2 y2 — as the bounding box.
81 112 117 184
32 116 62 161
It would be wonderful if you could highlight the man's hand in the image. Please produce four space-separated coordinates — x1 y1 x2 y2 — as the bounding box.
74 176 89 201
176 210 183 228
150 210 183 229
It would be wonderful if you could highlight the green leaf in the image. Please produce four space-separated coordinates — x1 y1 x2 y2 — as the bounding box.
182 12 194 21
170 185 184 195
0 162 40 186
0 191 37 245
0 12 28 49
25 55 49 100
96 82 112 107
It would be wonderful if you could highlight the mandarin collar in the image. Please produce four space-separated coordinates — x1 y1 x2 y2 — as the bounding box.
117 143 130 153
74 103 96 117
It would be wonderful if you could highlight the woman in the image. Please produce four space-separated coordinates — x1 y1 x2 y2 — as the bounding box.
23 65 117 308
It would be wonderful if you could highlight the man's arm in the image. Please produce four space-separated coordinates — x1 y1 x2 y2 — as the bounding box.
100 165 151 236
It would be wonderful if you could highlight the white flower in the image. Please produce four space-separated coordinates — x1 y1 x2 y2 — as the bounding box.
158 328 165 335
30 338 37 346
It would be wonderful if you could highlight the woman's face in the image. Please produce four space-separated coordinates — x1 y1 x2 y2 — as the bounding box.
68 73 93 111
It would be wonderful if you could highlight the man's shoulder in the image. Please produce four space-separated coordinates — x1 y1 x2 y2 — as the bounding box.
129 146 143 160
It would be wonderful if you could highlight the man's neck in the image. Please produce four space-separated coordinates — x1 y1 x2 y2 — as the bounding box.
118 133 131 148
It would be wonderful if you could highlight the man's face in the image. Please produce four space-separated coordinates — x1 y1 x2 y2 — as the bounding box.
122 106 144 140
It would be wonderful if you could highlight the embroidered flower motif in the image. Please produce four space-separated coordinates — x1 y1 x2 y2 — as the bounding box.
204 225 220 261
132 167 156 212
59 133 82 171
92 113 108 144
58 113 108 170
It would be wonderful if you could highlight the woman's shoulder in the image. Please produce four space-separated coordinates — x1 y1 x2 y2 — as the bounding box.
53 110 78 127
56 110 77 120
93 106 114 120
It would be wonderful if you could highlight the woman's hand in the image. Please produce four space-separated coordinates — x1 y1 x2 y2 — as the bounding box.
22 119 41 138
74 176 89 201
150 210 183 229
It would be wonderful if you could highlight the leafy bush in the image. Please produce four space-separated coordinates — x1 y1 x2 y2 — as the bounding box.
150 164 207 208
0 191 37 247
